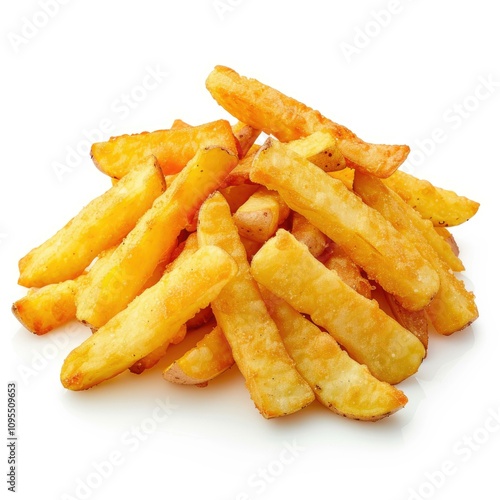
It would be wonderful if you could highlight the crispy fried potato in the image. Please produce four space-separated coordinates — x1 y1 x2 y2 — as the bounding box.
322 243 372 299
251 229 426 384
233 186 290 243
206 65 409 177
290 212 330 258
18 156 166 288
91 119 238 179
222 146 260 186
197 192 314 418
12 278 80 335
220 184 260 213
382 169 480 226
353 171 478 335
434 227 460 257
163 325 234 386
260 287 408 420
129 324 187 374
250 139 440 311
76 146 238 329
287 130 345 172
232 121 261 158
61 245 238 390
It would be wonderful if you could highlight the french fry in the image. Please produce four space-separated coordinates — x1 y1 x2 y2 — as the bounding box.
91 119 238 179
290 212 330 258
250 229 426 384
322 243 372 299
76 146 238 329
18 156 166 288
60 245 238 390
382 169 480 226
129 324 187 375
163 325 234 386
222 145 260 186
353 171 478 335
12 278 80 335
260 287 408 421
197 192 314 418
206 65 409 177
232 121 261 158
286 130 345 172
220 184 260 213
250 138 440 311
233 186 290 243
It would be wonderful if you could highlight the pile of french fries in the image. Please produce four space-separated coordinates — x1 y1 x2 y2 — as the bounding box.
13 66 480 421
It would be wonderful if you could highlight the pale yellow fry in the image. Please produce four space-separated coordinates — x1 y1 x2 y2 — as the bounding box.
75 146 238 328
18 156 165 288
382 169 480 227
61 245 238 390
197 192 314 418
250 139 440 311
286 130 345 172
260 287 408 421
250 229 425 385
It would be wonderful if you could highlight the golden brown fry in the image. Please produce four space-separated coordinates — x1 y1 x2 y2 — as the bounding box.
233 186 289 243
222 146 260 186
382 169 480 227
232 121 261 158
250 139 440 311
18 156 166 288
76 146 238 329
91 119 238 179
322 243 372 299
12 278 80 335
290 212 330 258
163 325 234 386
220 184 260 213
250 229 426 384
197 192 314 418
353 171 478 335
260 287 408 421
61 245 238 390
206 65 409 177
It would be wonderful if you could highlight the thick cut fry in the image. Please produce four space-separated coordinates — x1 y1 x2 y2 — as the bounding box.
91 119 238 179
353 171 478 335
18 156 166 288
233 186 289 243
206 65 409 177
291 212 330 258
61 245 238 390
251 139 440 311
382 169 480 226
220 184 260 213
322 243 372 299
76 146 238 328
12 278 80 335
222 146 260 186
232 121 261 158
286 130 345 172
260 288 408 421
129 325 187 375
251 230 426 384
163 325 234 386
197 192 314 418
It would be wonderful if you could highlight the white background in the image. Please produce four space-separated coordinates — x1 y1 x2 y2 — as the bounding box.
1 1 499 499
